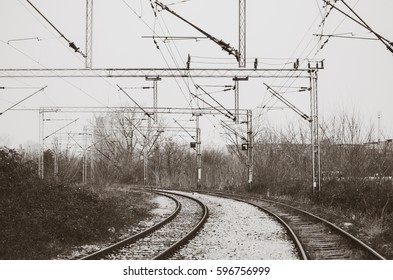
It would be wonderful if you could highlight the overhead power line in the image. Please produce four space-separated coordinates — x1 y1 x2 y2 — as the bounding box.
25 0 86 58
263 83 311 122
0 86 47 115
195 85 235 120
155 1 240 61
321 0 393 54
314 33 379 41
43 118 79 140
117 85 155 121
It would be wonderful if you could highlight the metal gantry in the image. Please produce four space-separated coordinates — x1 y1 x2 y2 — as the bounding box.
0 68 311 78
264 66 322 195
38 106 253 188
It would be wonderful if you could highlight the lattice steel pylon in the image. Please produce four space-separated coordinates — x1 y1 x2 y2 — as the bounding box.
309 69 321 196
85 0 93 68
239 0 246 67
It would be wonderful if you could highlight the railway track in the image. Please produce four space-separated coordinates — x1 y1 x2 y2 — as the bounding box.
80 191 208 260
198 191 385 260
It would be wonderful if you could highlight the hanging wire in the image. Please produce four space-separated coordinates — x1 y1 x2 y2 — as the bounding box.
17 0 85 64
154 7 236 127
24 0 86 58
256 8 324 119
120 0 196 108
0 40 108 107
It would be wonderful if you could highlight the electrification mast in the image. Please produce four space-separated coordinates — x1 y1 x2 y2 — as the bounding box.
246 109 253 189
146 77 161 124
38 109 44 179
309 69 321 196
239 0 246 67
85 0 93 68
195 113 202 189
82 126 88 185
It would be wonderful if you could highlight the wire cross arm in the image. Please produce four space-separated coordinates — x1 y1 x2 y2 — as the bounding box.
155 1 240 60
263 83 311 122
321 0 393 54
25 0 87 58
0 86 47 116
117 85 155 121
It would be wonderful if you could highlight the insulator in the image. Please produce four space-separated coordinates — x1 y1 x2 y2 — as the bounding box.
69 42 79 52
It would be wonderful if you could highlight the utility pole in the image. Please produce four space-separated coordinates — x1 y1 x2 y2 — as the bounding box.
85 0 93 68
239 0 246 67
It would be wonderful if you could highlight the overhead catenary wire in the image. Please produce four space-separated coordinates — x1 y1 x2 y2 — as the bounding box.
195 85 234 119
264 83 311 122
17 0 120 96
43 118 79 140
154 9 230 129
155 1 240 61
120 0 196 109
24 0 86 58
16 0 84 64
321 0 393 54
0 86 47 115
314 33 378 41
117 85 155 121
255 5 328 123
255 8 323 113
173 118 195 140
0 39 110 107
220 121 246 141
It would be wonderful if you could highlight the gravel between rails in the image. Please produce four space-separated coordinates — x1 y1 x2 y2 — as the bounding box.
103 193 204 260
168 191 299 260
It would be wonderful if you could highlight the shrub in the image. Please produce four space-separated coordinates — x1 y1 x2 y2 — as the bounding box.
0 147 151 259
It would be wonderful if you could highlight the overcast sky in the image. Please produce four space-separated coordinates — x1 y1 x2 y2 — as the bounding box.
0 0 392 149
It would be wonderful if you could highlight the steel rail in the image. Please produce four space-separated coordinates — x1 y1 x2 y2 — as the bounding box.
153 190 209 260
258 197 386 260
196 191 307 260
200 190 385 260
80 192 181 260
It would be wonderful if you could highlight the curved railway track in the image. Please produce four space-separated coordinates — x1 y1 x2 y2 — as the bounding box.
80 191 208 260
198 191 385 260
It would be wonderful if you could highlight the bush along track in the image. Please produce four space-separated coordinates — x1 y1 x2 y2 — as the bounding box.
0 147 153 259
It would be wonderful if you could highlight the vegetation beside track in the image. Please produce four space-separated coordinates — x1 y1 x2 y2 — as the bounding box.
0 147 154 260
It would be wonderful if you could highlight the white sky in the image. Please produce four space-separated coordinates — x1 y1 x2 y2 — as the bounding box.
0 0 392 149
